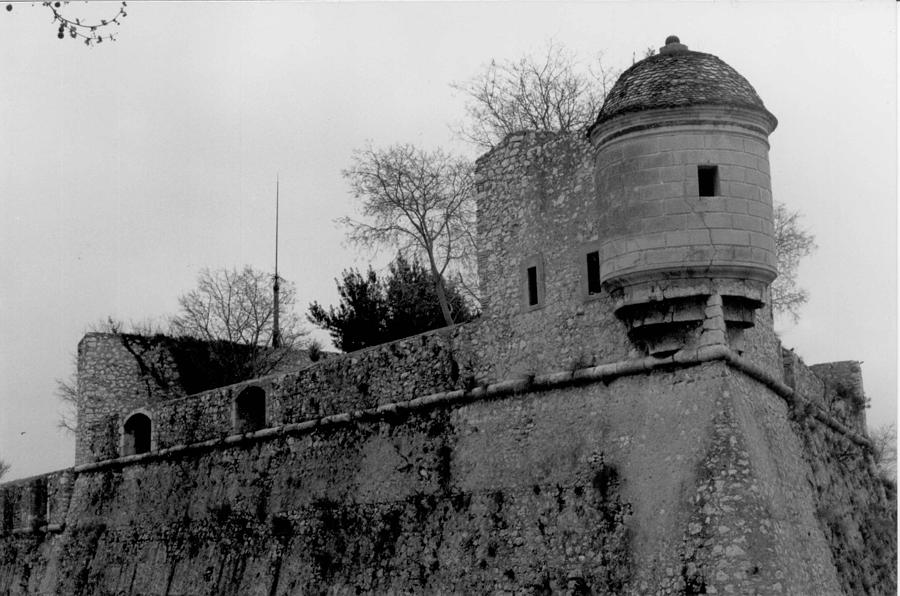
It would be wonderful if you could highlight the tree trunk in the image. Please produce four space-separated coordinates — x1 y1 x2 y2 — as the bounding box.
426 252 455 327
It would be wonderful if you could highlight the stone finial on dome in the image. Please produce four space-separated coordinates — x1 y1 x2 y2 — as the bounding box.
660 35 689 54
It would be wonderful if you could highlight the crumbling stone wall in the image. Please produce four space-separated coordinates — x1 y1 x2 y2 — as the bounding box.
2 350 895 594
474 131 633 379
3 360 848 596
782 351 896 595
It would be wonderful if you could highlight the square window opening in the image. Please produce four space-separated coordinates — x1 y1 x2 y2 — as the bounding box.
527 266 539 306
586 251 602 295
698 165 719 197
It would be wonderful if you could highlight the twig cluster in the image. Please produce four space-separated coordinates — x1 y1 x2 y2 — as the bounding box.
5 1 127 45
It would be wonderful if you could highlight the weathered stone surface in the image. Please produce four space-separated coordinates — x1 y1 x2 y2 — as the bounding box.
0 40 894 596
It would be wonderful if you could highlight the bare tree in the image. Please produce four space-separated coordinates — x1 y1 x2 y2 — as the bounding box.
452 41 619 150
56 285 305 434
57 371 78 434
171 266 305 352
772 202 817 321
0 458 9 481
340 144 476 327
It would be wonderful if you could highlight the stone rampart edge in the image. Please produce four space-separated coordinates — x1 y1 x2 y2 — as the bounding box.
64 345 871 476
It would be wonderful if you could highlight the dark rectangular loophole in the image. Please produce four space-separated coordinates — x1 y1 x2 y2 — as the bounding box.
527 266 539 306
698 165 719 197
586 251 601 295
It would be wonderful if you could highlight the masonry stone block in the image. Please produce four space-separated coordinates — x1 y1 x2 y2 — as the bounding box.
683 179 700 197
642 215 678 234
656 134 677 151
724 181 760 201
622 137 660 159
724 197 749 214
704 133 745 151
749 232 776 252
675 149 706 165
732 246 754 262
743 137 769 156
631 200 666 219
710 229 750 245
743 168 770 189
733 214 764 232
702 212 734 228
666 229 711 247
687 244 716 262
635 233 667 250
658 164 687 182
636 152 675 169
663 198 694 215
747 200 771 219
717 164 745 183
641 181 683 202
627 168 660 188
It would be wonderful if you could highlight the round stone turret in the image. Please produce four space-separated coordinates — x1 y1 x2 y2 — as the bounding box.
588 37 778 355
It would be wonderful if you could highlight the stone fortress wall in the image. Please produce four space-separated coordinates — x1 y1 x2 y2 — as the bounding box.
0 327 892 594
0 36 895 595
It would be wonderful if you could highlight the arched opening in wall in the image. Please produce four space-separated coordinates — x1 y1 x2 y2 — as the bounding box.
234 386 266 434
122 413 152 456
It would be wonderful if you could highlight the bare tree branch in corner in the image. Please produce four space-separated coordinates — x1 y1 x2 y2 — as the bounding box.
5 1 128 46
451 40 619 150
340 144 477 326
772 202 817 321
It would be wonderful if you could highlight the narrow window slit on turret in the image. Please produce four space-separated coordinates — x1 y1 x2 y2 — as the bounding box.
587 251 602 295
527 266 539 306
698 165 719 197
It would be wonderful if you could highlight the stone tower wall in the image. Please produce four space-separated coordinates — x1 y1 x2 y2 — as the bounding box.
76 334 186 465
474 131 633 379
592 108 777 292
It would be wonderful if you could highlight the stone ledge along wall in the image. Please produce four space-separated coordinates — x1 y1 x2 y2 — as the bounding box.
2 360 878 595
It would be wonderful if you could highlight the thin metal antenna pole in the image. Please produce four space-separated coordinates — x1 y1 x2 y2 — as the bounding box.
272 175 281 348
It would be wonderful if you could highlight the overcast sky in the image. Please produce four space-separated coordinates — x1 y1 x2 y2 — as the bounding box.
1 2 896 480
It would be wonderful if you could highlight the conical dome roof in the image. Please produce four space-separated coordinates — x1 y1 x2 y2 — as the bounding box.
591 36 775 130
